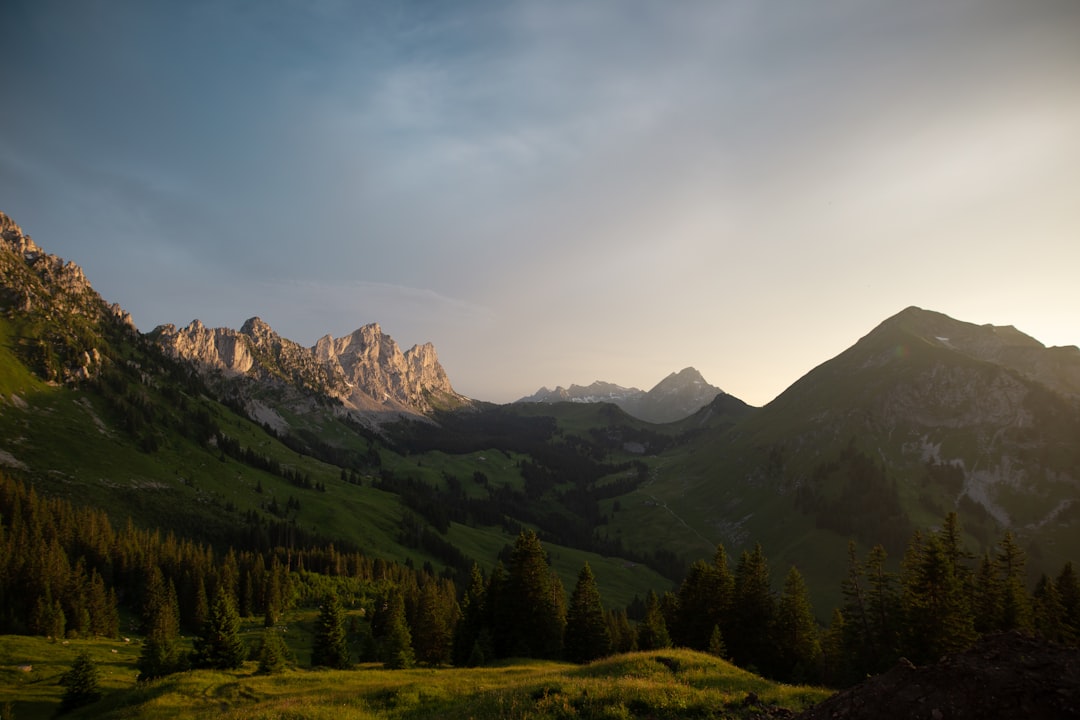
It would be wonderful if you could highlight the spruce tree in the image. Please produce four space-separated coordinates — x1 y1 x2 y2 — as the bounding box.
1032 574 1067 643
413 581 452 665
494 530 562 658
564 563 611 664
972 552 1004 634
256 626 289 674
772 566 821 682
675 559 721 650
193 592 247 670
997 531 1032 632
381 591 415 669
1057 561 1080 643
137 573 184 680
311 591 350 669
636 590 672 650
900 532 976 663
707 624 727 658
452 564 489 666
731 544 775 672
60 651 101 712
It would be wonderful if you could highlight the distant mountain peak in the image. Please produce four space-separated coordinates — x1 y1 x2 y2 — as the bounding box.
518 368 740 423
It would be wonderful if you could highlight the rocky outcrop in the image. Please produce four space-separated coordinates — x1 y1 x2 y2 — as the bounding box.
155 317 469 419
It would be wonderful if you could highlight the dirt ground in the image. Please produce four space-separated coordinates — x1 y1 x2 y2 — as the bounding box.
795 632 1080 720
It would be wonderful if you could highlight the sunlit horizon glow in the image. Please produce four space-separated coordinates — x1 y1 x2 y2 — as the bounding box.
2 1 1078 407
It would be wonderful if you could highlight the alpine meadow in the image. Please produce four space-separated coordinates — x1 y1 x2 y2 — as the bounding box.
2 205 1080 719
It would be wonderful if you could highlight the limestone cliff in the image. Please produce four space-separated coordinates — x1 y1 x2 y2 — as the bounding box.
155 316 469 420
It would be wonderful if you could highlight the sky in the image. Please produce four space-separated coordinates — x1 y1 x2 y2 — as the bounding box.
2 0 1078 406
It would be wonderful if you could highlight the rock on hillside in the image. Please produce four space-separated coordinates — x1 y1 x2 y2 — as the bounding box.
797 632 1080 720
154 317 468 420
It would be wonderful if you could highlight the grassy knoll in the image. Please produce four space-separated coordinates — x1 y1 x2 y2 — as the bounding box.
0 635 831 720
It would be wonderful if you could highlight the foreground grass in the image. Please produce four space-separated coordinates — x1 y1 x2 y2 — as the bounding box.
0 636 831 720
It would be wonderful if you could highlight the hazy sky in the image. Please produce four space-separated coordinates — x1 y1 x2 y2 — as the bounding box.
3 1 1078 406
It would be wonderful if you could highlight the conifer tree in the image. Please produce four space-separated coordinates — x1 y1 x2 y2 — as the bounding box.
636 590 672 651
772 566 821 682
1032 574 1067 643
996 531 1032 632
256 626 289 674
972 552 1004 634
494 530 563 658
564 563 611 664
900 532 976 663
193 591 247 670
60 651 101 712
311 591 350 669
452 564 489 666
864 544 900 670
413 581 452 665
675 559 721 650
1057 561 1080 643
606 608 637 654
381 590 415 669
137 575 185 680
731 544 775 672
707 624 727 658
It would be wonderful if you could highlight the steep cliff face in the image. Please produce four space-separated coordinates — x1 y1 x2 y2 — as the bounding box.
156 317 469 419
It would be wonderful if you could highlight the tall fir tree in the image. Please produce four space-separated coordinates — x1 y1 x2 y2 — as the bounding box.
452 564 489 666
493 530 563 659
972 552 1004 634
564 563 611 664
137 573 184 680
1057 561 1080 643
996 531 1033 632
193 591 247 670
311 591 350 669
1032 574 1067 643
731 544 776 672
773 566 821 682
900 532 976 663
674 559 721 651
413 581 452 665
381 590 415 669
636 590 672 651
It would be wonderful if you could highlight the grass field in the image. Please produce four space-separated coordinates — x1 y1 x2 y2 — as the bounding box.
0 635 832 720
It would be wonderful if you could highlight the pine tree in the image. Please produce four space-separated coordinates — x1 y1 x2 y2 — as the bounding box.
1032 574 1067 643
864 544 900 671
256 626 289 674
900 532 976 663
972 552 1004 634
493 530 563 658
707 624 727 658
193 591 247 670
772 566 821 682
564 563 611 664
606 608 637 654
413 581 452 665
60 651 101 712
636 590 672 651
731 544 775 672
452 564 489 666
137 573 184 681
311 591 350 669
381 591 415 669
1057 561 1080 643
996 531 1032 632
675 559 721 650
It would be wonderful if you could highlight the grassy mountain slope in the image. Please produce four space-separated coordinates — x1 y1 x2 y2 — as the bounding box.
0 634 830 720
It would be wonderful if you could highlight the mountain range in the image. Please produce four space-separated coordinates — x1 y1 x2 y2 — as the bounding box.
517 367 741 423
3 208 1079 609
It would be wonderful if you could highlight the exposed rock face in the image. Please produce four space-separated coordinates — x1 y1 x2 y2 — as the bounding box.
0 211 135 383
155 317 468 419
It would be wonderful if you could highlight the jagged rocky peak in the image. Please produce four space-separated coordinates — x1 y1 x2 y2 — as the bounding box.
154 319 255 376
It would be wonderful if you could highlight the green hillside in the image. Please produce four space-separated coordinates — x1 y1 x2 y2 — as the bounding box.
0 634 830 720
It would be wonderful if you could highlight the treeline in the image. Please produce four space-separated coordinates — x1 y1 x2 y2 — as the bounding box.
0 473 434 640
652 510 1080 686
